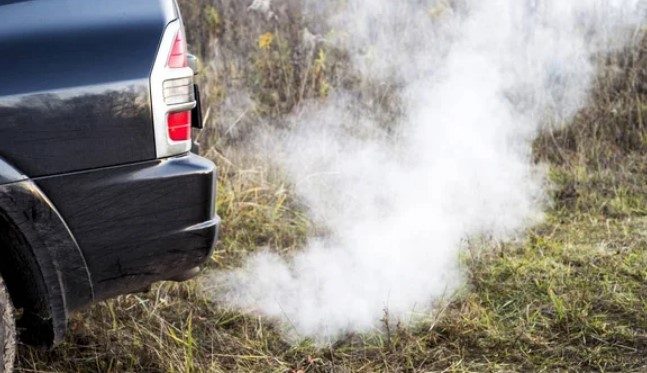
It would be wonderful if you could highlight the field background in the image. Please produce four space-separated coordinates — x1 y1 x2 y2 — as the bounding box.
17 1 646 372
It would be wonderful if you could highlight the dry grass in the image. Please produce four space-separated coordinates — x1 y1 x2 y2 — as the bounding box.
15 214 646 371
15 1 647 372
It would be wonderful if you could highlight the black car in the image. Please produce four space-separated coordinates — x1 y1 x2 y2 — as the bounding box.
0 0 219 370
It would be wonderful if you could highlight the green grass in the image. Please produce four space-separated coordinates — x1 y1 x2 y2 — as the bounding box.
15 197 647 371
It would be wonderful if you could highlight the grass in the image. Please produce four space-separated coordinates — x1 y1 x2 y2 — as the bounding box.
15 208 646 371
15 1 647 372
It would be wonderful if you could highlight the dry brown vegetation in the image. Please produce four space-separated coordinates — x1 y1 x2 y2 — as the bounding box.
16 1 646 372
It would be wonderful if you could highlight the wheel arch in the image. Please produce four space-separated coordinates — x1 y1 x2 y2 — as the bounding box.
0 158 94 346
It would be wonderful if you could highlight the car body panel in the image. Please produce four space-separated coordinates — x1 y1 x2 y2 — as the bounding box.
0 0 178 177
35 154 218 301
0 180 94 345
0 157 27 185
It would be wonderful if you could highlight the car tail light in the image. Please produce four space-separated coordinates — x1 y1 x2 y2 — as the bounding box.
150 20 196 158
168 31 188 68
168 111 191 141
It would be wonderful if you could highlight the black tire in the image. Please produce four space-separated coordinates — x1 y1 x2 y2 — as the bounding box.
0 276 15 373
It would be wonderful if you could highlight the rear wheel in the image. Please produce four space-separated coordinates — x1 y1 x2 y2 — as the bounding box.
0 276 15 373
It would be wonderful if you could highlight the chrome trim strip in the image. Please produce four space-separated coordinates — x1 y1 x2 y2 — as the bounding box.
167 101 196 112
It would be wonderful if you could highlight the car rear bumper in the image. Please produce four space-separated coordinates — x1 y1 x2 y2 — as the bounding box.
35 153 219 303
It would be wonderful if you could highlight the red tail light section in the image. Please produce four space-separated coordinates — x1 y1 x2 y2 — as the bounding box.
167 31 188 68
167 111 191 141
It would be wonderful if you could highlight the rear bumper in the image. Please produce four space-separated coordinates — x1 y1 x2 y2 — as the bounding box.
35 153 219 302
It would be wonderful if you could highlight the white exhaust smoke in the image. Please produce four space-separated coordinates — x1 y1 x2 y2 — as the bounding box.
204 0 644 343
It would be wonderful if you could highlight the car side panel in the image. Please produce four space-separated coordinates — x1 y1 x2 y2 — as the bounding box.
0 157 26 185
0 0 178 177
0 180 94 345
35 154 218 301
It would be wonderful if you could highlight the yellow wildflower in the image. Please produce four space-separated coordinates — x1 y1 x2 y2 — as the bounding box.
258 32 274 50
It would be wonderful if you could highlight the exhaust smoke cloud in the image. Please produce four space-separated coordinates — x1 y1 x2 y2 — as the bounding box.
204 0 644 343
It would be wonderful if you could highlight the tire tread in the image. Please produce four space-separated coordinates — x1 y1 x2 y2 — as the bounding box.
0 277 15 373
